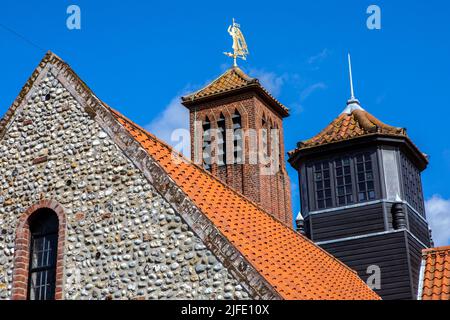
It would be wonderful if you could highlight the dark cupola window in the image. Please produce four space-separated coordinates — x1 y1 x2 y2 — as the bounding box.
310 152 379 211
335 157 354 206
28 209 59 300
314 161 333 209
401 153 425 214
356 153 376 202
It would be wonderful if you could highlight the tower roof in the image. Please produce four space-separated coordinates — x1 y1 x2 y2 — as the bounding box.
289 54 428 169
181 66 289 117
288 102 428 168
290 106 406 154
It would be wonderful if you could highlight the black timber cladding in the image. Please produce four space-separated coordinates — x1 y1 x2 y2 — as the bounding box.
320 230 416 300
407 206 430 247
309 202 385 242
407 232 426 299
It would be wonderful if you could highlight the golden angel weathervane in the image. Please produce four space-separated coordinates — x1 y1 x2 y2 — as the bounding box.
224 18 249 67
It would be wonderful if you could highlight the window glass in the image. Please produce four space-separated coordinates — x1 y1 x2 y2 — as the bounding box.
335 157 354 206
314 162 333 209
401 154 424 214
28 210 59 300
356 153 376 202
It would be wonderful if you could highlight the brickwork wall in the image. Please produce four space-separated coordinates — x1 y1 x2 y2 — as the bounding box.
188 94 293 226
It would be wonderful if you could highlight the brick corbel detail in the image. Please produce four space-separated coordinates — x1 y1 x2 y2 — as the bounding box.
11 199 66 300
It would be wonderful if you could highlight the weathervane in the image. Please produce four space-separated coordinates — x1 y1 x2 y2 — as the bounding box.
224 18 249 67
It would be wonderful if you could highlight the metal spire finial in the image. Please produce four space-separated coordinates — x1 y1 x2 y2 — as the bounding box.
341 53 364 114
348 53 356 100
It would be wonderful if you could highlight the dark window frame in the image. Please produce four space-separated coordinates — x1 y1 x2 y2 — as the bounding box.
313 161 333 209
401 153 425 214
355 153 376 202
335 156 355 206
308 150 380 211
27 210 59 300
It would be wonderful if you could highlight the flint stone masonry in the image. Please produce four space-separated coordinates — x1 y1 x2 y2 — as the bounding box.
0 72 249 300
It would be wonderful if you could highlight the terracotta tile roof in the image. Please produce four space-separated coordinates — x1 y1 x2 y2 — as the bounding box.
108 106 380 300
181 66 289 117
289 108 406 157
3 51 378 300
421 246 450 300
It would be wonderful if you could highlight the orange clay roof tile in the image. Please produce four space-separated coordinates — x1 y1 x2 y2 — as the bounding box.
421 246 450 300
107 106 380 300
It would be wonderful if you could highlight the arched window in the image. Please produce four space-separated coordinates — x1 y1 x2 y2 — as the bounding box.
232 111 243 164
202 117 212 171
274 124 282 170
217 113 227 167
261 116 268 158
27 209 59 300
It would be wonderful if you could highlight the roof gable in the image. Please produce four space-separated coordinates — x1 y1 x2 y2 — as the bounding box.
1 52 380 300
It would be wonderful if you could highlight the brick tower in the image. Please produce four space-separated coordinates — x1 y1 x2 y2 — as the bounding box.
181 66 293 226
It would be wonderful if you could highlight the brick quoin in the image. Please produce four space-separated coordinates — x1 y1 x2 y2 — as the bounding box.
187 93 293 226
11 199 66 300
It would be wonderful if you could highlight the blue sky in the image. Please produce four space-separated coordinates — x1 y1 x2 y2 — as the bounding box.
1 1 449 244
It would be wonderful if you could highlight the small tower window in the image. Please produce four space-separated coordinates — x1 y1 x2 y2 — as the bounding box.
401 153 424 214
314 162 332 209
335 157 354 205
356 153 376 201
28 209 59 300
202 117 212 171
232 111 243 164
217 113 227 167
262 117 268 158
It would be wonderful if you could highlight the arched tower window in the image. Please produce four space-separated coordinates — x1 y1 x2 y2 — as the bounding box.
274 124 282 170
202 117 212 171
262 116 268 158
27 209 59 300
232 111 243 164
217 113 227 166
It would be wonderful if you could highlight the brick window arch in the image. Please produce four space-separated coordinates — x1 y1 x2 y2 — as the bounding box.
12 200 66 300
